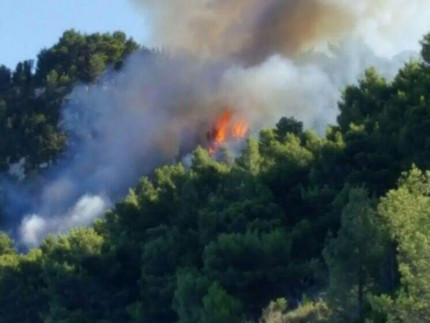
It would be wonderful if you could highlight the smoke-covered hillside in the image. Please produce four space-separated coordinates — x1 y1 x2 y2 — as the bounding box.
3 0 430 247
0 0 430 321
2 39 430 320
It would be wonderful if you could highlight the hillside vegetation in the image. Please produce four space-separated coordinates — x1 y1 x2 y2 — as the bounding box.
0 31 430 322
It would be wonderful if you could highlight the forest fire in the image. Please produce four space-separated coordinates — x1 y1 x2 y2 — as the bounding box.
208 109 249 154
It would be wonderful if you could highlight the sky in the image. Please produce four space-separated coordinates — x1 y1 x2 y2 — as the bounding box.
0 0 148 69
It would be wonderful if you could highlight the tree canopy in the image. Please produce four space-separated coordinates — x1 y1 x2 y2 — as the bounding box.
0 30 430 322
0 30 140 173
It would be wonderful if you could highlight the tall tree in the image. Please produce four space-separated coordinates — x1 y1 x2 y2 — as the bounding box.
323 188 386 321
371 167 430 322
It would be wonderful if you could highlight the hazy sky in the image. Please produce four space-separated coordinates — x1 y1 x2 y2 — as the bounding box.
0 0 148 69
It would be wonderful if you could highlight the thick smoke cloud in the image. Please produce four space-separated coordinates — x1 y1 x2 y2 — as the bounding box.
12 0 430 246
134 0 430 62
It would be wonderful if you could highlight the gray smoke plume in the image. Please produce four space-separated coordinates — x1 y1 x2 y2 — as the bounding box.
133 0 430 62
14 0 430 246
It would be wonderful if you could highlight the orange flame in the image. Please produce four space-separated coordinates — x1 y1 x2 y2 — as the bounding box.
212 110 233 145
208 109 249 154
232 120 249 139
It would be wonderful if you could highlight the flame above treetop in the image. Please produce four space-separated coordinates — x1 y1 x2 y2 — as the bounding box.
208 108 249 154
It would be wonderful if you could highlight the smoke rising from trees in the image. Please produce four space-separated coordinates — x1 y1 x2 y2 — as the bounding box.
15 0 430 245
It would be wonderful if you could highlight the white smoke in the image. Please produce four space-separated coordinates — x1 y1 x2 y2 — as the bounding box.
220 56 339 132
10 0 430 246
20 195 108 247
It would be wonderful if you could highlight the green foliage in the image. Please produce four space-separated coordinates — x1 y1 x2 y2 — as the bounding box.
260 298 289 323
203 230 291 315
370 167 430 322
173 269 211 323
275 117 303 142
0 30 140 175
0 249 46 323
323 188 386 321
0 232 15 255
201 282 243 323
236 136 261 174
338 67 389 132
259 298 330 323
2 29 430 323
40 228 109 322
36 29 139 84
